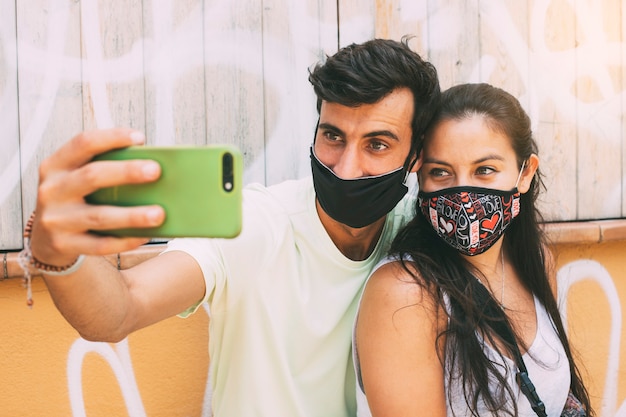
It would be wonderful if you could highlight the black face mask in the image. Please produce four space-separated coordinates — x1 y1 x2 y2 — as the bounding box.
310 147 410 228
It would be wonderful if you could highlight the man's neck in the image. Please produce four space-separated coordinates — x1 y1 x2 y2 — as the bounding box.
315 200 386 261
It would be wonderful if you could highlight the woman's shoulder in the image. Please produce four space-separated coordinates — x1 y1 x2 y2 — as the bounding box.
355 258 448 417
362 259 437 313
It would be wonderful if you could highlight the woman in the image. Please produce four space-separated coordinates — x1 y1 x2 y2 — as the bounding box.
353 83 591 417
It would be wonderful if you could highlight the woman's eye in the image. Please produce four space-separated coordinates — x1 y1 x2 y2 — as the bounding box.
429 168 449 177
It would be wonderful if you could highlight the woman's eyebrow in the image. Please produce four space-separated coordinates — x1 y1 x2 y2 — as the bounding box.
423 154 505 165
423 156 450 165
473 154 505 163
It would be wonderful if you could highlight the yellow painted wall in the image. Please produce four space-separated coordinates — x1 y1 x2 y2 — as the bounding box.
0 276 209 417
555 240 626 416
0 239 624 416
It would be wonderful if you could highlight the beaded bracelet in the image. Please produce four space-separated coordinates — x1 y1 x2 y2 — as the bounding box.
18 211 86 307
27 252 86 276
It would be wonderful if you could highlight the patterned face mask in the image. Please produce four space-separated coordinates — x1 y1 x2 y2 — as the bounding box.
417 164 525 256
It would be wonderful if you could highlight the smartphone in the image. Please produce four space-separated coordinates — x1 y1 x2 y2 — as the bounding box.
86 145 243 238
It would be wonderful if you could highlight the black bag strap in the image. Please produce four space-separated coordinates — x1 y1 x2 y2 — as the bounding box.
472 279 548 417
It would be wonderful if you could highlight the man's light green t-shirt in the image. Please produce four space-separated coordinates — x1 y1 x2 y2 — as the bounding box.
164 175 416 417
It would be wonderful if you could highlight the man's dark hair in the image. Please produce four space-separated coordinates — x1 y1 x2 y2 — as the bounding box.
308 36 441 154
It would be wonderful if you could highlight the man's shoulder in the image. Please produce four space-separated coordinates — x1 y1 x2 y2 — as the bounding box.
244 176 314 210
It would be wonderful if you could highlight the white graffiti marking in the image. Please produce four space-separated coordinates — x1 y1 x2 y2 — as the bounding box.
67 339 147 417
558 260 623 417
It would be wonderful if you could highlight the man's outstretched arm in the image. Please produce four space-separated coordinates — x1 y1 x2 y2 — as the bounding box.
29 129 206 341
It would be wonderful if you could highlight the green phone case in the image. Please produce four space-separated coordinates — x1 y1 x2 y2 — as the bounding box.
86 145 243 238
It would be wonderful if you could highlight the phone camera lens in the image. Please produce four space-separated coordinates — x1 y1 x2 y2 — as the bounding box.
222 153 234 192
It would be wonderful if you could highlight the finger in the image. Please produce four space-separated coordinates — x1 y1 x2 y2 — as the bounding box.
81 204 166 233
30 206 158 265
41 128 146 174
58 159 162 200
39 203 165 235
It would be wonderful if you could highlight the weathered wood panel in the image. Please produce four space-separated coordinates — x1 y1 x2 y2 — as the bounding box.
478 0 529 105
202 0 266 185
338 0 376 46
575 0 623 219
144 0 205 147
81 0 146 132
531 0 579 221
623 2 626 218
0 0 625 250
0 0 22 250
262 1 339 184
372 0 625 222
426 0 481 90
15 0 84 230
369 0 429 59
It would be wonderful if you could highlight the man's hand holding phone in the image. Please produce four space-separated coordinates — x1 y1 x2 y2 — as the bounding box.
29 129 165 268
86 144 243 239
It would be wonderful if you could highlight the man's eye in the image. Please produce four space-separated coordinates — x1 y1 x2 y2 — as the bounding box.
323 132 341 141
476 166 495 175
370 141 388 151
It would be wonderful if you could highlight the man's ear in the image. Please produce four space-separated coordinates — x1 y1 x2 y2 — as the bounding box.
518 154 539 194
409 150 423 173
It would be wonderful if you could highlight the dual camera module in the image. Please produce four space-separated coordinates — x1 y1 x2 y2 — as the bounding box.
222 152 235 192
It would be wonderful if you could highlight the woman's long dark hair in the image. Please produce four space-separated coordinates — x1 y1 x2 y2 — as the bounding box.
390 83 592 416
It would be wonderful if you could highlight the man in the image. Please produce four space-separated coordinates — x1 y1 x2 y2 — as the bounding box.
29 37 440 416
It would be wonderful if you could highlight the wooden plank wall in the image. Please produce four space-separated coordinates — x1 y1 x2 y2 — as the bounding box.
0 0 624 251
374 0 625 222
0 0 21 250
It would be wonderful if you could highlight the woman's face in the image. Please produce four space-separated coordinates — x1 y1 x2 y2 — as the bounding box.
419 114 537 194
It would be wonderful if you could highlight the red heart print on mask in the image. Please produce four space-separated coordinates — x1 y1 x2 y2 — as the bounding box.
481 213 500 232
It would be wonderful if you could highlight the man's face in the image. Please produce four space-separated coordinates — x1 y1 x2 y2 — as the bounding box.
313 88 416 179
